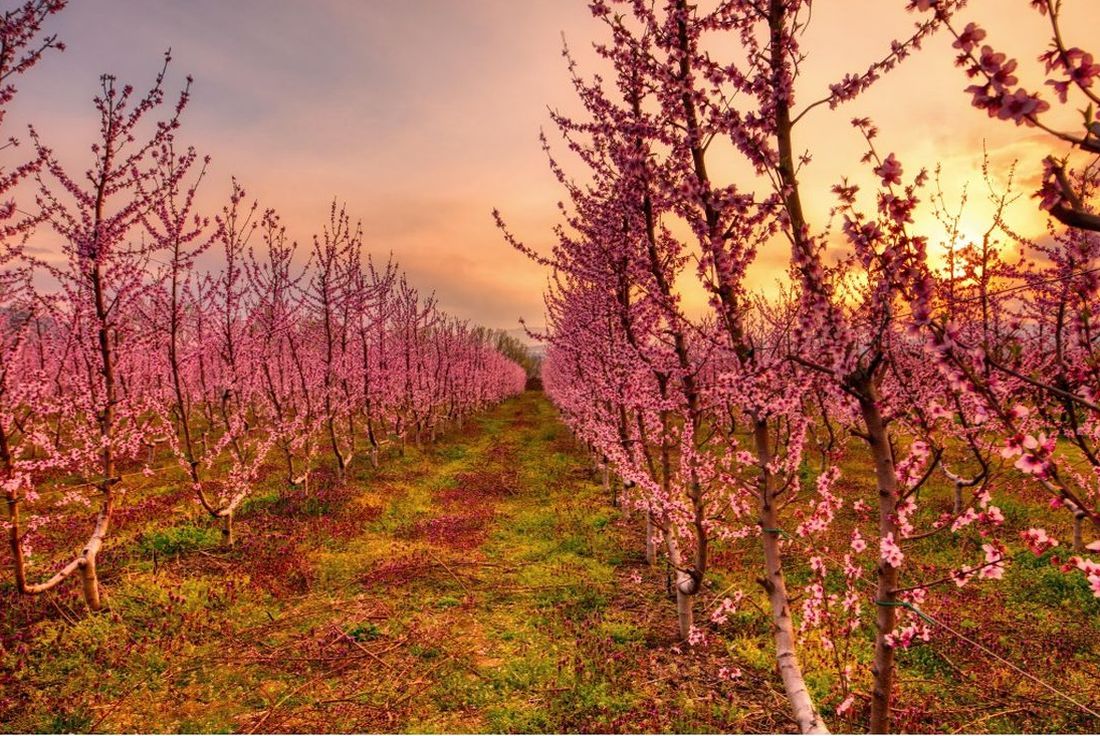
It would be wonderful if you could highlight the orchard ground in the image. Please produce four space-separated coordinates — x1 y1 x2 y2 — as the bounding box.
1 392 1098 733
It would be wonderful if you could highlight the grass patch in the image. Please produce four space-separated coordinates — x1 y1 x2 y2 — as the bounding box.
139 522 221 557
4 392 1092 735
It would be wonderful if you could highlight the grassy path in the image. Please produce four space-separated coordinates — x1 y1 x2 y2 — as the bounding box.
1 392 788 733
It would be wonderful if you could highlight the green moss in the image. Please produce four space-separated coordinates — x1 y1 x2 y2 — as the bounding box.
600 618 645 645
139 523 221 557
901 644 957 680
437 444 469 461
485 703 552 733
346 621 382 641
44 708 94 733
1007 562 1100 614
728 636 773 672
410 643 444 660
237 487 280 516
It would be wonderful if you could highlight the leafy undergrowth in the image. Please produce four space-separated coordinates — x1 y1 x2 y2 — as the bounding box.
1 392 1098 733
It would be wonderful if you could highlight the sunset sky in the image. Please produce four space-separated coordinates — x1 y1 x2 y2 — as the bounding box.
8 0 1100 334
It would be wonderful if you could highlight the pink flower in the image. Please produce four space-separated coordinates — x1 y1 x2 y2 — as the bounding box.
951 564 978 587
710 594 743 625
1036 158 1065 211
1021 527 1058 555
1003 433 1025 455
687 625 708 647
995 88 1049 125
979 543 1006 580
953 23 987 54
1014 452 1047 475
885 623 929 648
1065 558 1100 599
966 83 999 112
874 153 903 186
717 665 742 681
978 46 1007 77
881 532 904 568
980 505 1005 526
1068 51 1100 87
1004 432 1055 476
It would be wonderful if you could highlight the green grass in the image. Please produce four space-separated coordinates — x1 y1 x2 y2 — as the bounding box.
139 523 222 556
2 392 1097 734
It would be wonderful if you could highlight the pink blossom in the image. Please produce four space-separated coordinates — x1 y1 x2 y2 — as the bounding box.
874 153 904 186
995 88 1049 125
881 533 904 568
953 23 987 54
884 623 930 648
979 543 1006 580
717 665 742 681
1021 527 1059 555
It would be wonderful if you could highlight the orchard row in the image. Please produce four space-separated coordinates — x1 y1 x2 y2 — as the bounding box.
0 3 526 614
500 1 1100 733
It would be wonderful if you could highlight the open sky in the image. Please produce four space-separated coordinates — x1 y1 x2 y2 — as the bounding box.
8 0 1100 334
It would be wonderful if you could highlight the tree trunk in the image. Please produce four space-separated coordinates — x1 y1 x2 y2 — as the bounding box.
79 555 101 611
675 582 693 641
754 421 828 734
78 509 110 612
284 447 297 487
645 513 657 566
953 481 964 516
858 386 901 734
331 431 346 480
666 536 694 640
7 496 27 593
221 512 234 547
